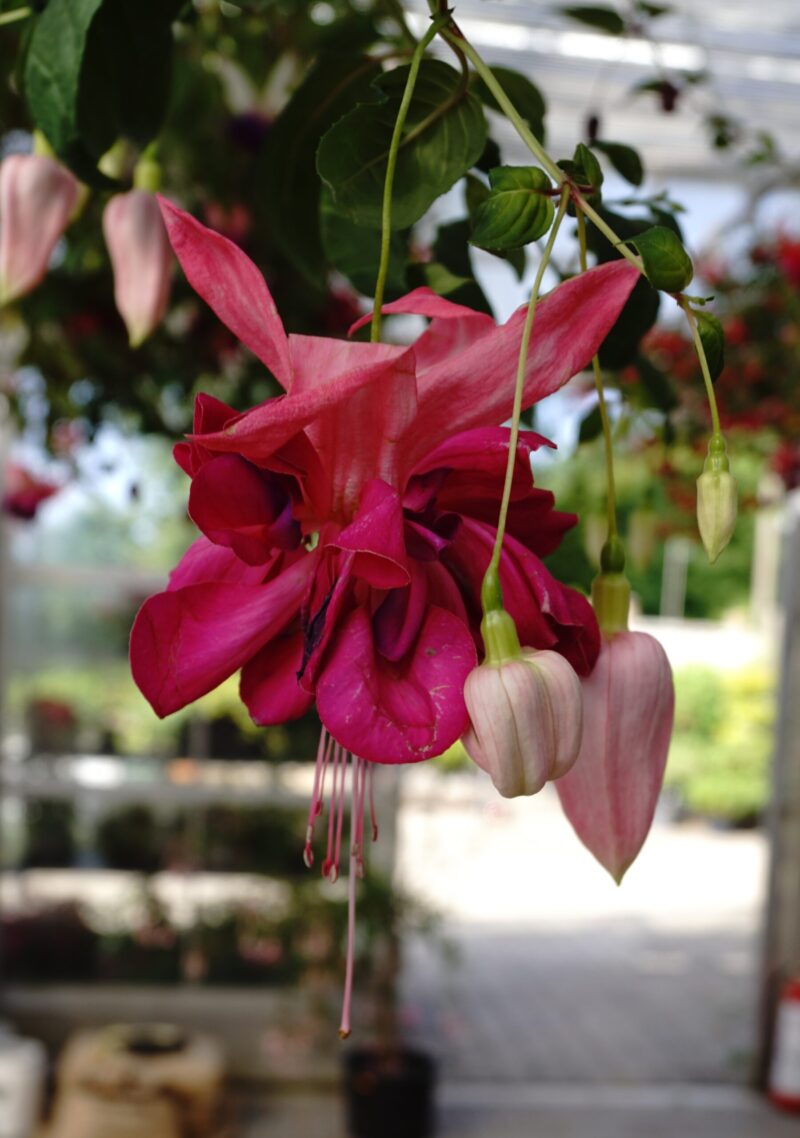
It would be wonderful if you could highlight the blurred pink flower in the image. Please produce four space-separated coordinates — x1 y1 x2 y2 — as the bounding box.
556 631 675 883
0 153 79 304
2 462 60 520
103 189 172 346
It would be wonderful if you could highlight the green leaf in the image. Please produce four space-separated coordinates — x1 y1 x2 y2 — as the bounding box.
695 310 725 381
464 176 525 278
634 1 672 16
317 59 487 231
24 0 105 163
430 219 494 314
470 166 554 251
320 189 408 300
592 140 644 186
628 226 693 292
258 54 382 283
636 354 678 412
598 276 659 369
579 404 603 443
560 6 626 34
574 142 603 190
24 0 182 181
471 66 546 144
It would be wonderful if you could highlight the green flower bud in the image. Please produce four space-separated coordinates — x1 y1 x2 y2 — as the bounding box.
697 435 737 564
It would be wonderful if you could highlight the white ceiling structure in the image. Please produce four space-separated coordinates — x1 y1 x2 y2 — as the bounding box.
406 0 800 181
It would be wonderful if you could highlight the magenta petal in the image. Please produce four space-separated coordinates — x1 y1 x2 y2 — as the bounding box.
131 556 314 716
398 261 640 473
167 536 272 590
240 632 314 725
316 606 476 763
556 632 675 882
158 196 292 388
348 286 496 335
373 563 428 662
189 454 299 564
332 479 409 589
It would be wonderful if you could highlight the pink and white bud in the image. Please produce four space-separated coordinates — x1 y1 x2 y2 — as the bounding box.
463 649 584 798
556 631 674 883
102 189 172 346
0 154 79 304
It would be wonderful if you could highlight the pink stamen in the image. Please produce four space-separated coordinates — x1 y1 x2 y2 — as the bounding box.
322 743 341 881
368 761 379 843
339 825 359 1040
332 745 348 882
303 731 380 1039
304 727 331 868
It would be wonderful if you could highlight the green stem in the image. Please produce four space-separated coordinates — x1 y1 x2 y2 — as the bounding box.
681 298 722 437
576 209 618 540
573 193 645 275
443 29 565 186
484 187 570 592
438 19 645 279
0 6 31 27
371 12 450 343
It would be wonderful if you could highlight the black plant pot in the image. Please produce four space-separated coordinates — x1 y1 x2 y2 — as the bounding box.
344 1047 436 1138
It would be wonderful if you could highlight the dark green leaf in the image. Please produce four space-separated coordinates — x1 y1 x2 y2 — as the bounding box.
579 404 603 443
471 66 546 143
561 6 626 34
427 219 493 314
465 172 490 217
24 0 105 161
634 1 672 16
695 310 725 381
635 354 678 412
320 189 408 299
317 59 487 231
598 276 659 369
574 142 603 190
592 140 644 186
628 226 693 292
464 177 525 278
475 135 502 174
471 165 554 251
24 0 181 181
259 54 382 283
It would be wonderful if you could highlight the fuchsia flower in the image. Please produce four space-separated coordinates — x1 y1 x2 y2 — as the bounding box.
555 630 675 884
103 189 172 346
0 154 79 304
130 197 639 1032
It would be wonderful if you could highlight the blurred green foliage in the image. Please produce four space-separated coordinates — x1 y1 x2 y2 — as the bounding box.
665 664 775 824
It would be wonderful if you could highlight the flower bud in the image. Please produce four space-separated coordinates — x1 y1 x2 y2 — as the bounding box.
697 435 737 564
556 630 674 883
0 154 79 304
102 189 172 346
463 648 584 798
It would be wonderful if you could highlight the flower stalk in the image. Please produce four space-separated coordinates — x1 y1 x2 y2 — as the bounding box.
481 186 570 608
371 11 451 343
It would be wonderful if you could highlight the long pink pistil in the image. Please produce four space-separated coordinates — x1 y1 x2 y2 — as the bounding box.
305 728 378 1039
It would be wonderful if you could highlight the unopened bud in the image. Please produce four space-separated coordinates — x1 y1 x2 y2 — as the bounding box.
463 648 583 798
103 189 172 347
0 154 79 304
697 435 737 564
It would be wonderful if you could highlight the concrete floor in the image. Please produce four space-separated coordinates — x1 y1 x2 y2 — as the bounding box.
236 1084 800 1137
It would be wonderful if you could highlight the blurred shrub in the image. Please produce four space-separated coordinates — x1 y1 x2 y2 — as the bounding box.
665 664 774 824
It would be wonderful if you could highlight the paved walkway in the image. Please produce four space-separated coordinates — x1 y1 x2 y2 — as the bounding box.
236 1084 800 1137
395 769 767 1085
